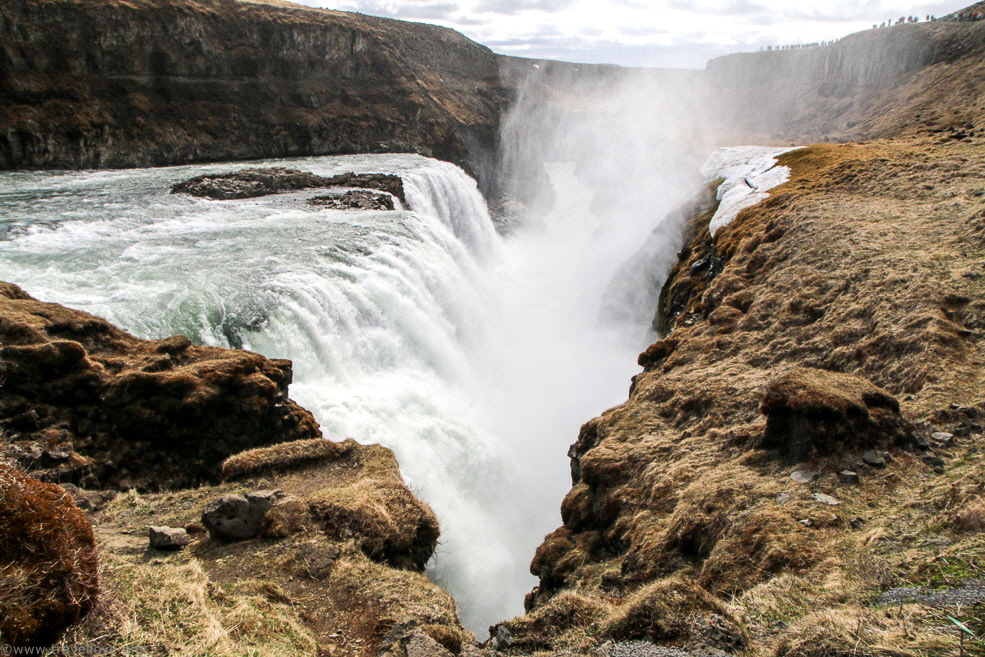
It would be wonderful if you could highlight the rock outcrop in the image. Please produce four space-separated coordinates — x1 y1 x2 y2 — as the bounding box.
0 282 320 490
0 461 99 647
66 437 467 656
0 0 507 194
760 367 912 460
309 189 396 211
171 167 407 206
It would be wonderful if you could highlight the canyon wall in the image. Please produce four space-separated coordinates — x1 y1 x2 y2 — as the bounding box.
705 18 985 143
0 0 506 192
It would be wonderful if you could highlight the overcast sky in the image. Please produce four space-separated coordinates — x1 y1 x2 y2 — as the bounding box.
287 0 970 67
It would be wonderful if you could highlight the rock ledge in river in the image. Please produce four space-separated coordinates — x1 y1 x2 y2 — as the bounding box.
171 168 407 206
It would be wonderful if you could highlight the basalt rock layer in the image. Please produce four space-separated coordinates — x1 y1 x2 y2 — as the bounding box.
0 282 321 490
0 0 506 193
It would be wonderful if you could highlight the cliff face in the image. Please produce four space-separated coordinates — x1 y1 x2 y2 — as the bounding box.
0 0 507 192
0 282 321 490
706 19 985 143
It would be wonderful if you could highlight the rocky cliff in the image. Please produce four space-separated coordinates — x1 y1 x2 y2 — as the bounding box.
0 0 506 193
0 282 321 490
705 17 985 144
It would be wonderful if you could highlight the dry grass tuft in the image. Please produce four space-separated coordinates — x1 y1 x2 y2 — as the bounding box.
501 591 612 651
952 499 985 533
307 445 439 570
62 554 317 657
221 438 344 480
601 574 742 646
773 606 954 657
0 461 99 647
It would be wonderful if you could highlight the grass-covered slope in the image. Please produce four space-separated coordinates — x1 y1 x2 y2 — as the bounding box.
504 137 985 655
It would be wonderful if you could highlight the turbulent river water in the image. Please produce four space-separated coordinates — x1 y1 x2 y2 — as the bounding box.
0 153 680 633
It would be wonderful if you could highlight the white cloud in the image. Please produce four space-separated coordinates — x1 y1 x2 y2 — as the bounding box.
287 0 965 67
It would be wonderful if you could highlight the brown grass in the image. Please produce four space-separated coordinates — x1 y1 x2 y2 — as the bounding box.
509 136 985 655
601 574 744 647
953 499 985 533
60 554 317 657
0 461 99 646
306 445 439 570
221 438 344 480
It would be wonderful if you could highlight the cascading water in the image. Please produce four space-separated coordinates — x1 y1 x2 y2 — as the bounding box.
0 151 687 634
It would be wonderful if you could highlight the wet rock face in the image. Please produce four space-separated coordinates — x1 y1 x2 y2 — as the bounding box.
0 0 507 193
171 168 406 207
309 189 396 211
0 283 321 490
760 367 912 460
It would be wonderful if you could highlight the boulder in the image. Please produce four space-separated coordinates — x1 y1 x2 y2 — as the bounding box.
862 450 886 468
790 470 819 484
202 490 283 541
148 526 193 550
761 368 911 460
309 190 396 211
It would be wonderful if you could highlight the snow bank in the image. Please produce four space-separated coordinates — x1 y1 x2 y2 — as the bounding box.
701 146 800 237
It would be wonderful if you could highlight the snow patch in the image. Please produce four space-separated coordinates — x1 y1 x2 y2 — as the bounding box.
701 146 800 237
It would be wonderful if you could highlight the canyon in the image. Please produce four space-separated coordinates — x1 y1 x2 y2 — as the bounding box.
2 1 985 655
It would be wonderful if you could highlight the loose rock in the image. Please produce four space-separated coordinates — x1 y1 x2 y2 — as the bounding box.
813 493 840 506
202 490 284 541
790 470 819 484
148 526 193 550
837 470 861 485
862 450 886 468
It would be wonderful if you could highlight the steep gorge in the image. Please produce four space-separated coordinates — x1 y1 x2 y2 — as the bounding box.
4 2 985 654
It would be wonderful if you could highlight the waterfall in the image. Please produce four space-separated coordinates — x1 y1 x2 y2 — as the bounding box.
0 151 675 634
0 154 530 632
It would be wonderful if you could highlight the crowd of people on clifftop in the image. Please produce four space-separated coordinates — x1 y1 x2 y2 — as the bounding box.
761 39 839 52
762 10 983 51
872 12 984 27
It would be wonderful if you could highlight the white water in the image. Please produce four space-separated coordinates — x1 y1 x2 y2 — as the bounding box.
0 153 669 634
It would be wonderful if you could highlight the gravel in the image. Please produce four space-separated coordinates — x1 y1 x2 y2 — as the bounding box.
607 642 733 657
876 579 985 607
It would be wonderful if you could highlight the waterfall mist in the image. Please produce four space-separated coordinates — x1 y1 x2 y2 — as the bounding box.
462 57 718 626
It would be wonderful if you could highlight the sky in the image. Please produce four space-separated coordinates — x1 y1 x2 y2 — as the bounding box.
286 0 970 68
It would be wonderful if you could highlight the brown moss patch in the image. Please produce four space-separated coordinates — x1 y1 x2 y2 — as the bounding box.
221 438 344 480
761 367 911 460
0 283 321 490
0 461 99 647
